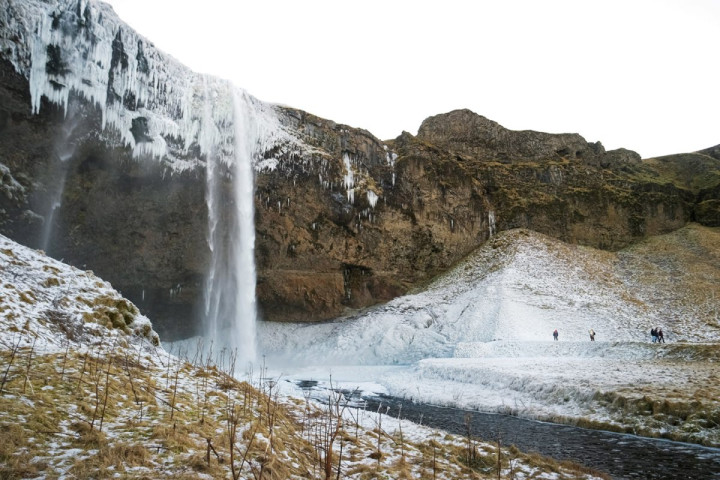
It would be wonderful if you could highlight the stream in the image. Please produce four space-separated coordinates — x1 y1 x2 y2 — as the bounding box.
359 394 720 480
295 379 720 480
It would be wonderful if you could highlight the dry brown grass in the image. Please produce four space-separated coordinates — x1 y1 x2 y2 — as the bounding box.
0 423 40 479
0 339 617 479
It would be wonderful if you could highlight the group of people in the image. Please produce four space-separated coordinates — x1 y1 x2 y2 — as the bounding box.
551 329 596 341
651 327 665 343
550 327 667 343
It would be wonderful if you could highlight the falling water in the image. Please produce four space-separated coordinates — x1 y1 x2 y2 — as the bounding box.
39 113 78 253
202 87 258 368
229 89 258 365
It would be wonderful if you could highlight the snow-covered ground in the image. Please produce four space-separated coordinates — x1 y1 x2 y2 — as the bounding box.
0 233 159 351
1 233 609 479
258 226 720 446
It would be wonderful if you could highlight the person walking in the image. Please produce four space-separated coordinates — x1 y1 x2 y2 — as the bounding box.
553 329 559 341
651 327 657 343
658 328 665 343
589 329 595 341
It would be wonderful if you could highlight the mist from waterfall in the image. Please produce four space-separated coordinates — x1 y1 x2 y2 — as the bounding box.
39 113 79 253
202 87 258 369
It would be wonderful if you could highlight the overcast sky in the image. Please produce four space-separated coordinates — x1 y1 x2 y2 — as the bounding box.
104 0 719 159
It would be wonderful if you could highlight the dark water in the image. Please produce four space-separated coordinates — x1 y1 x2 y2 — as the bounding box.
359 394 720 480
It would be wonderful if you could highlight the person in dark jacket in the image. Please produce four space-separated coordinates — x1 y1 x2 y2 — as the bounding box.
651 327 657 343
657 328 665 343
553 329 559 341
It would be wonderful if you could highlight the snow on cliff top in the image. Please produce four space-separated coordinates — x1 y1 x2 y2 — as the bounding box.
0 0 302 171
0 233 158 351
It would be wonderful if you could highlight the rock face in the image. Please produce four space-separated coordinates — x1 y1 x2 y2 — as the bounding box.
1 0 719 339
251 107 719 327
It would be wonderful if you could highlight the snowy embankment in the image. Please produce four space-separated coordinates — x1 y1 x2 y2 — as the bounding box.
0 233 159 350
1 234 606 479
260 225 720 446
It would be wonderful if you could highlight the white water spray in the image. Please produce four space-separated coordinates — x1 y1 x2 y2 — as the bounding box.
230 90 258 365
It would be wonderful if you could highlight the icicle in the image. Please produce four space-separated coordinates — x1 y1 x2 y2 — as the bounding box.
343 152 355 194
367 190 378 208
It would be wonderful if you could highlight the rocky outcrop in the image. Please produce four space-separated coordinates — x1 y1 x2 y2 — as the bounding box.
0 0 718 340
0 55 210 339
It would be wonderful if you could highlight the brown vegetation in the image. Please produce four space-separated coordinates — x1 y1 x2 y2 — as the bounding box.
0 335 609 479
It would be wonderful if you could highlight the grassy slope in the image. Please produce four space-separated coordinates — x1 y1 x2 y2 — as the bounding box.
0 346 609 479
638 153 720 193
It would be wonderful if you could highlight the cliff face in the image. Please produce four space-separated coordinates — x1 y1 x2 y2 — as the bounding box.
252 107 717 326
1 1 718 339
395 109 700 249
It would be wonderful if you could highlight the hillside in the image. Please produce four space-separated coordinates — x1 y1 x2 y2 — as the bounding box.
0 234 607 479
259 224 720 446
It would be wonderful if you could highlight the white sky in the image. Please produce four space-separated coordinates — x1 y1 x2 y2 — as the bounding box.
103 0 720 159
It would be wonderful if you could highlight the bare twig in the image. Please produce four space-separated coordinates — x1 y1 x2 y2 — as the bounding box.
22 335 37 394
0 335 22 395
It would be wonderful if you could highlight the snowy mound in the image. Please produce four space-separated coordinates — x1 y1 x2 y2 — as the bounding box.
0 234 158 349
261 226 720 446
259 226 720 366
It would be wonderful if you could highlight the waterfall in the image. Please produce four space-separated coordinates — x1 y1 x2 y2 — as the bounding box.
202 87 258 368
11 0 306 370
229 89 258 366
39 112 79 253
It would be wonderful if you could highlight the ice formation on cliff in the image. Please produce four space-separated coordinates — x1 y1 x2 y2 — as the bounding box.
1 0 300 171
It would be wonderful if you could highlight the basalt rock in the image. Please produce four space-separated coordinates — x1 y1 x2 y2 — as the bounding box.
0 0 718 340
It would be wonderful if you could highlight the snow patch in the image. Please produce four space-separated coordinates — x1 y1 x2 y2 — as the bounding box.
255 158 279 172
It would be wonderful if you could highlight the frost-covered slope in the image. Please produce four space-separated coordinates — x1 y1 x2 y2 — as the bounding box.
0 233 159 349
259 224 720 446
259 224 720 366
